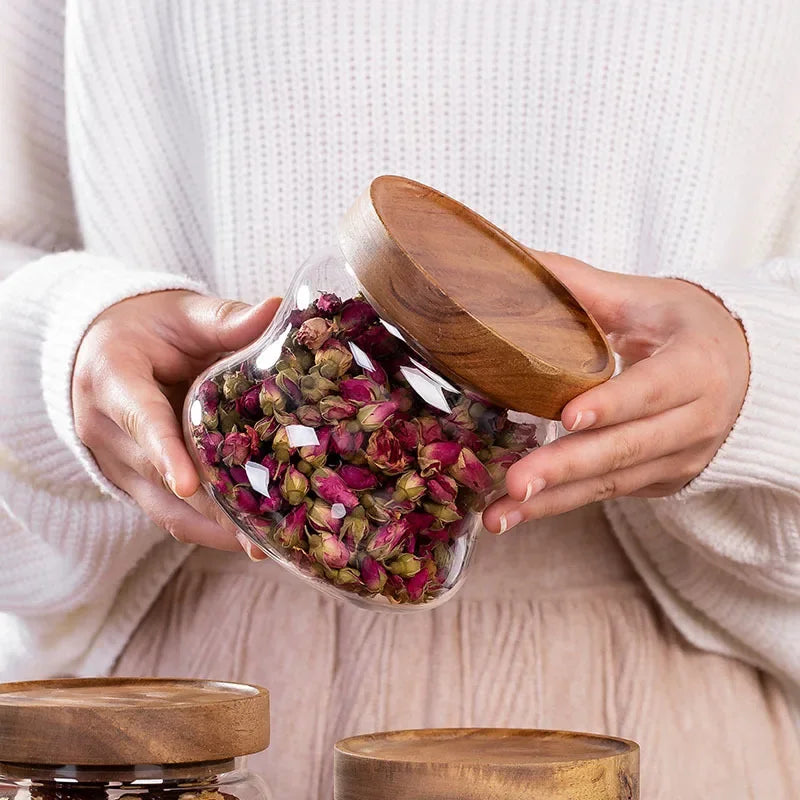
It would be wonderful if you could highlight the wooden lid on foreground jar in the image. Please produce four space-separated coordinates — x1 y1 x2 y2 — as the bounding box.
338 176 614 419
334 728 639 800
0 677 269 765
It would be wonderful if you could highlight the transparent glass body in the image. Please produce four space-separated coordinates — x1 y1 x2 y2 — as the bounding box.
0 759 270 800
184 248 544 610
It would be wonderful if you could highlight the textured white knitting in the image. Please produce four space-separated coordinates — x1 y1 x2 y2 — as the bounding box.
1 0 799 711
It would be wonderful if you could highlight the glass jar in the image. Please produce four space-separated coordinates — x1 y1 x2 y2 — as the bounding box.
0 679 272 800
184 176 613 610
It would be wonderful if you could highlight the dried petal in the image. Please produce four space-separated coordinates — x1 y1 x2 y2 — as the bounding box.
311 467 360 510
296 317 333 350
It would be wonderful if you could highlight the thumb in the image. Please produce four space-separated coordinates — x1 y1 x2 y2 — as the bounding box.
529 249 637 332
178 294 283 354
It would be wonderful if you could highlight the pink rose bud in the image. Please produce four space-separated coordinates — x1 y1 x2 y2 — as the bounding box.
365 428 412 475
444 402 476 430
418 441 463 476
281 465 310 505
363 494 393 525
309 531 351 569
308 499 343 535
222 430 252 466
319 395 358 422
197 430 223 466
261 453 287 482
357 400 398 432
339 298 378 334
484 446 523 484
259 376 285 416
331 421 365 457
498 422 539 452
222 370 253 401
341 511 370 547
298 426 332 466
447 446 493 492
296 317 333 351
366 519 410 560
275 368 303 405
443 421 486 452
274 504 307 549
422 500 463 525
417 416 445 444
392 420 419 450
387 552 422 578
212 467 235 496
314 339 353 379
406 565 431 601
338 464 379 491
390 387 413 413
311 467 360 510
198 379 220 414
339 376 384 404
405 511 436 534
394 471 426 503
354 324 398 358
258 485 283 513
293 404 322 427
236 385 262 418
253 415 279 442
314 292 343 317
300 372 338 403
231 486 259 514
360 555 388 593
273 408 298 427
426 474 459 504
363 359 388 386
229 464 248 484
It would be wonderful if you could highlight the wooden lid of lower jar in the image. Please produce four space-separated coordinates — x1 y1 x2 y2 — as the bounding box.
334 728 639 800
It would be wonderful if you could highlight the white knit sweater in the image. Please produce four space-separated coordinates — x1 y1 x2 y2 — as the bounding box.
1 0 799 711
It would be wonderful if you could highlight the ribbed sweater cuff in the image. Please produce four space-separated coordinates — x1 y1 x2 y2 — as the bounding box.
663 272 800 496
39 252 206 499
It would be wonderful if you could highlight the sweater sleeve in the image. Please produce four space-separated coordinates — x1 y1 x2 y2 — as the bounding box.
0 0 203 678
605 256 800 701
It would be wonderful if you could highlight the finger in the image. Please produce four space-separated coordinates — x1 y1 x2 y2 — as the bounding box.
561 343 703 431
504 402 703 503
484 452 691 532
98 366 200 499
171 294 282 356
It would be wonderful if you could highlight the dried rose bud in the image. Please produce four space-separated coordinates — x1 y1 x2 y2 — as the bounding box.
229 464 248 484
218 403 243 434
366 428 412 475
432 542 453 572
423 500 463 525
386 496 415 516
444 402 476 430
275 368 303 405
236 385 262 418
363 493 392 525
392 419 419 450
222 430 252 466
426 474 459 504
448 446 493 492
393 471 426 503
338 464 379 491
212 467 235 496
315 339 353 379
271 426 292 462
498 422 538 452
273 407 299 426
356 400 398 432
296 317 333 350
197 430 223 466
360 555 388 593
231 486 259 514
307 499 343 535
295 404 323 427
260 454 287 482
311 467 360 510
308 531 350 569
333 566 361 587
338 376 381 405
362 359 388 386
222 370 253 401
476 406 506 437
320 395 358 422
484 446 523 485
341 511 370 547
259 376 286 416
258 485 283 513
390 387 413 413
281 465 310 505
274 504 307 549
314 292 343 317
442 421 486 453
254 415 279 441
417 416 445 444
406 566 431 601
387 552 422 578
418 441 462 476
198 379 220 413
300 372 338 403
331 421 365 457
298 426 332 467
405 511 436 534
354 324 398 358
339 298 378 334
366 519 410 560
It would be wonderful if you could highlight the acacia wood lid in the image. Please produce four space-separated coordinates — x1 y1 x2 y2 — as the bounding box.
338 176 614 419
0 678 269 766
334 728 639 800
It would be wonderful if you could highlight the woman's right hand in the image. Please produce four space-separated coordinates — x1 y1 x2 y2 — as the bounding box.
72 290 280 554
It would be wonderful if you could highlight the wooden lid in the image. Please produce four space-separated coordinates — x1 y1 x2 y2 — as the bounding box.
338 177 614 419
334 728 639 800
0 678 269 765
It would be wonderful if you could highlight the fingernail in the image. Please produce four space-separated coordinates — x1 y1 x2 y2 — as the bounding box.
164 472 179 496
569 410 597 431
523 476 547 502
236 533 268 562
498 510 524 534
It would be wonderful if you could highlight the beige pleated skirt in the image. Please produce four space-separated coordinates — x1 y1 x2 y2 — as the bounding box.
114 504 800 799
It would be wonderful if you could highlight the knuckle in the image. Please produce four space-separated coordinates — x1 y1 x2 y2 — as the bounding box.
592 475 619 502
118 405 141 440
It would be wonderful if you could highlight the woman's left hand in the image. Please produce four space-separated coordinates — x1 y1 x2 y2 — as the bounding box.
483 251 751 534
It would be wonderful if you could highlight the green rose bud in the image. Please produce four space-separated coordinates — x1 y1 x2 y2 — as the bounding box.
387 553 423 578
222 370 253 401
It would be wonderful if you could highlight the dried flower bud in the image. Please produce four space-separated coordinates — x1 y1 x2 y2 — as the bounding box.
432 542 453 572
274 504 307 549
366 428 413 475
442 421 487 452
212 467 235 496
366 519 410 560
281 464 310 505
444 402 476 430
298 426 331 467
354 324 398 358
339 376 383 405
418 441 462 476
392 419 419 450
229 464 248 484
405 511 436 535
314 292 343 317
406 565 432 601
497 422 538 452
393 471 426 503
218 403 243 433
356 400 398 432
198 379 220 413
319 395 358 422
417 416 445 444
307 499 343 535
333 566 361 587
360 555 388 593
254 415 280 441
300 372 338 403
447 446 493 492
258 485 283 513
330 421 365 457
271 426 292 462
422 500 463 525
338 464 379 491
259 376 285 416
339 298 378 334
483 446 523 485
308 531 350 569
295 404 323 427
275 368 303 405
362 493 393 524
261 454 286 482
296 317 333 350
222 370 253 401
314 339 353 379
231 486 259 514
390 387 413 413
236 385 262 418
311 467 360 510
341 512 370 547
387 552 422 578
273 407 299 426
222 431 252 466
426 473 459 504
197 430 223 466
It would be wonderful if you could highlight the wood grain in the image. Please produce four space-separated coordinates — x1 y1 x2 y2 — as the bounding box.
334 728 639 800
338 176 614 419
0 677 269 765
